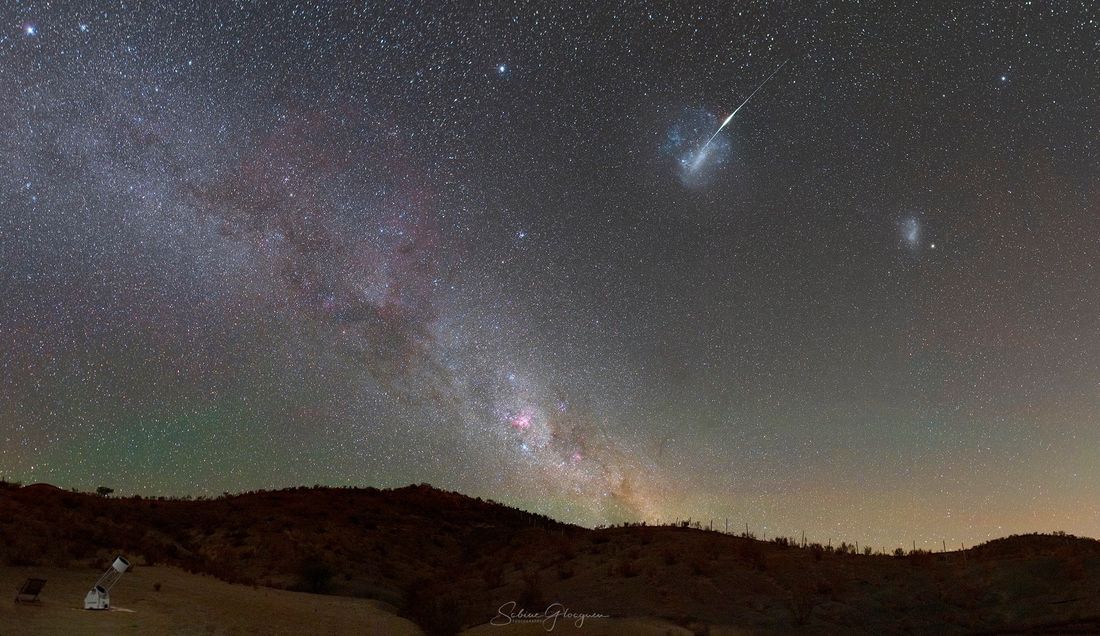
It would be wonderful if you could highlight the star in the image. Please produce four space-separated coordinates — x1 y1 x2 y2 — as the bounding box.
23 23 37 37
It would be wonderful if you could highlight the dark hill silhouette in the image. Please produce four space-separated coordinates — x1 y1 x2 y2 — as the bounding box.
1 480 1098 635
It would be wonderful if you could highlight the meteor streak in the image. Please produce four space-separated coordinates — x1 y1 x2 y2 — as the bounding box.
690 60 788 171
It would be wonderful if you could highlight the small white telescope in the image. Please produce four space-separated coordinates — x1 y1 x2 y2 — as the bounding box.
84 555 130 610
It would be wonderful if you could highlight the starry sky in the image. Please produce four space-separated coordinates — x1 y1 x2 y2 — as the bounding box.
2 1 1099 548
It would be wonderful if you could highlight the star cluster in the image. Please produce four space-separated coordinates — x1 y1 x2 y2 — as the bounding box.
2 1 1099 546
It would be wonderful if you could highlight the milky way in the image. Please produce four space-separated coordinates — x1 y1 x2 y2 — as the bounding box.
2 2 1100 546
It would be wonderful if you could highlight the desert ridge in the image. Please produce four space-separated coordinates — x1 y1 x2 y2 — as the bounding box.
3 482 1100 634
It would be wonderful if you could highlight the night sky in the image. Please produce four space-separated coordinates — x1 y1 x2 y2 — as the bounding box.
2 1 1099 548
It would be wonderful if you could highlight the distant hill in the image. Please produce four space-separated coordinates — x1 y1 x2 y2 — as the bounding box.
2 480 1098 635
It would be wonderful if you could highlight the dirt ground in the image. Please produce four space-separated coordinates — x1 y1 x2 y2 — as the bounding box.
0 565 423 635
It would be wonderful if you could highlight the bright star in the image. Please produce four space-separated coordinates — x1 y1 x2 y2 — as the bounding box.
23 23 37 37
497 64 507 74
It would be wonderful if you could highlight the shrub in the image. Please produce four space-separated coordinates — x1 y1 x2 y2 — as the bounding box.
297 557 335 594
617 557 639 577
748 545 765 567
482 563 504 588
404 578 463 636
518 570 544 609
1065 555 1087 581
6 552 39 567
787 588 816 626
